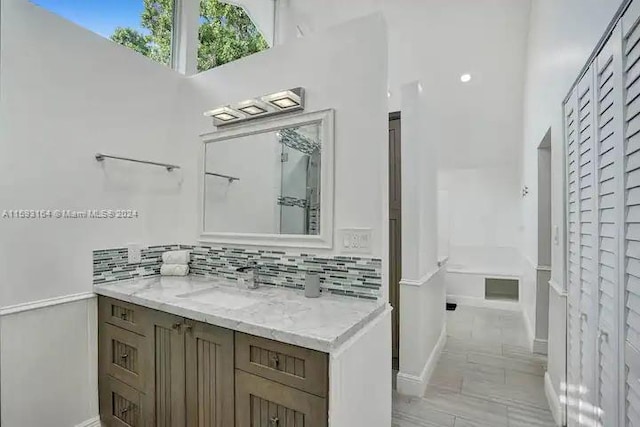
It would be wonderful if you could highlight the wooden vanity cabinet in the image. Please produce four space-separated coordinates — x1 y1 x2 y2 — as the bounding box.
98 296 328 427
98 297 234 427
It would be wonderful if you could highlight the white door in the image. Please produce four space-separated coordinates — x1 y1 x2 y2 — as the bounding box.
622 3 640 425
594 29 622 427
565 3 640 425
565 85 582 426
577 66 598 426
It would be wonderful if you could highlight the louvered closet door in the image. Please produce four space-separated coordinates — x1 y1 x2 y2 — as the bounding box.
595 31 623 427
577 68 598 425
565 86 582 426
623 4 640 425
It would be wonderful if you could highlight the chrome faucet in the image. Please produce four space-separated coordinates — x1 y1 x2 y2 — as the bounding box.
236 261 260 289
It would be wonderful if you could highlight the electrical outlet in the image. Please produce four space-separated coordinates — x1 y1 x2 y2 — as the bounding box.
128 243 142 264
340 228 372 254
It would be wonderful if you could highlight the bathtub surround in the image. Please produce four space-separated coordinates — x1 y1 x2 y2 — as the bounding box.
93 244 383 300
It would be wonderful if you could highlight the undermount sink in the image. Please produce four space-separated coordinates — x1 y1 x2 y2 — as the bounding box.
175 286 262 310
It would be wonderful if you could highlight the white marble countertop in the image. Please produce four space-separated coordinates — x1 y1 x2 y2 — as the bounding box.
94 276 387 353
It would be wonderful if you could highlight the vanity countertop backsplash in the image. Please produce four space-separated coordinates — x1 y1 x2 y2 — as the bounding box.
93 244 382 300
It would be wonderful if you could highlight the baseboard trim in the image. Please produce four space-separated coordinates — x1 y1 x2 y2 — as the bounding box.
544 372 564 426
446 295 521 312
75 416 101 427
396 323 446 396
0 292 96 316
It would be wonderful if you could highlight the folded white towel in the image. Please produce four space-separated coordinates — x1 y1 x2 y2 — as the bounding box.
160 264 189 276
162 250 190 265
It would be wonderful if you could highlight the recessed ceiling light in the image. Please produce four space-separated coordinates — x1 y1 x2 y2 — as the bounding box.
460 74 472 83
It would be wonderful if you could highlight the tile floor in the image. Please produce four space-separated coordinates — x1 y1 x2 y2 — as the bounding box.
392 305 556 427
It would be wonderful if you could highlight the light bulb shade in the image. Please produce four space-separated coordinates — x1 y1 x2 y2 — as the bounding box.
262 88 305 111
203 106 243 125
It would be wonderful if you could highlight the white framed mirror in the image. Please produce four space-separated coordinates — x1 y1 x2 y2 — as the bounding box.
199 109 334 248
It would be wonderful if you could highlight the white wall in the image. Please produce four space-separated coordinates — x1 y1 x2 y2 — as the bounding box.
329 308 392 427
438 168 522 273
0 1 190 425
185 13 389 262
437 190 450 260
204 133 282 234
522 0 626 421
396 82 446 396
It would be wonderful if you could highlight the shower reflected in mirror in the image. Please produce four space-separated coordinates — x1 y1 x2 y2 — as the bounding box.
203 122 322 235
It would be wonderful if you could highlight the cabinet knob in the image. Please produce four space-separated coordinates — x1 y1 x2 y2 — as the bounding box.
270 416 279 426
172 323 182 331
120 312 128 321
183 323 193 333
120 353 129 359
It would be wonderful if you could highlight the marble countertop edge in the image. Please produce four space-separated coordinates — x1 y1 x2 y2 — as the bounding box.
93 277 386 353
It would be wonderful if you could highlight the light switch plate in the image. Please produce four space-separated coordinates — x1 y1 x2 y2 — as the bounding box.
339 228 373 254
127 243 142 264
553 225 560 245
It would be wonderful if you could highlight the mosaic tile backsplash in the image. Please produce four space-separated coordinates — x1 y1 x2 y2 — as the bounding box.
93 244 382 300
93 244 185 284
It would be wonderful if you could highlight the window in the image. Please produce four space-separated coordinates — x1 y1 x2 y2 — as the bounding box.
31 0 175 67
198 0 269 72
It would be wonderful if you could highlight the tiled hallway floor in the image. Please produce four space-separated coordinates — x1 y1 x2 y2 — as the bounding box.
392 305 556 427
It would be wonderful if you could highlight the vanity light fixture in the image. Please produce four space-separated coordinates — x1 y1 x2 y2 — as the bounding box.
204 88 306 128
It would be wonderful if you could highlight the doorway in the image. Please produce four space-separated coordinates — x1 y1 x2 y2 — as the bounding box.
389 112 401 370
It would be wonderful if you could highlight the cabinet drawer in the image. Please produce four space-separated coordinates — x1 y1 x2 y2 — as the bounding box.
235 333 328 397
99 376 145 427
101 323 147 391
235 370 327 427
99 296 146 335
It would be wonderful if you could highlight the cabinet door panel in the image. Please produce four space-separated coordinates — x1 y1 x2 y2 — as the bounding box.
236 370 327 427
101 323 146 391
235 333 328 397
185 321 235 427
99 375 145 427
99 296 147 335
141 309 186 427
